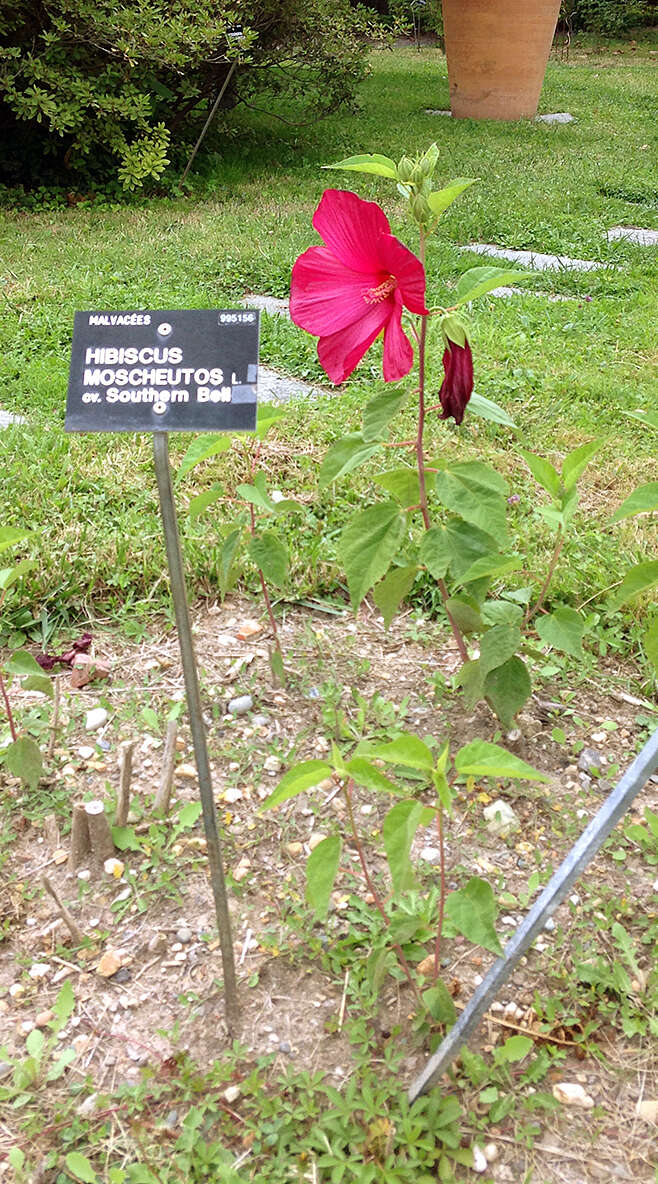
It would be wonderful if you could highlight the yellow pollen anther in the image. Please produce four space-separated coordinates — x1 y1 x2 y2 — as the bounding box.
363 275 397 304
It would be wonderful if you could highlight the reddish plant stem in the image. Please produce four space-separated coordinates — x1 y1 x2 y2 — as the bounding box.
342 779 422 1005
432 806 447 984
0 670 17 742
524 528 565 627
415 233 468 663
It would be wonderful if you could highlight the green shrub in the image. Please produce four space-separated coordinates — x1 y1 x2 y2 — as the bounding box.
0 0 379 191
560 0 652 35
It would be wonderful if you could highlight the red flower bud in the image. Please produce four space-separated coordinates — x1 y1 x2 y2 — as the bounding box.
438 340 474 425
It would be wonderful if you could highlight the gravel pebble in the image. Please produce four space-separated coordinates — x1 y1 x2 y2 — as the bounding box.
578 747 604 774
176 927 192 944
228 695 253 716
85 707 108 732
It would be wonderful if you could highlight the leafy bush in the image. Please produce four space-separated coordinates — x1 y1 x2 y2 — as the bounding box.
560 0 653 34
0 0 379 190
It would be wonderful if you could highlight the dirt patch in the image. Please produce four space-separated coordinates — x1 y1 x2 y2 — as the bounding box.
1 597 657 1180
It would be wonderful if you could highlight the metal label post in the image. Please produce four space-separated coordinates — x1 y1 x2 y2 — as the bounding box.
66 307 261 1033
408 727 658 1101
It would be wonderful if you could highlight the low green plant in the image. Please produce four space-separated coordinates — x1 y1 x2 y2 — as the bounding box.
262 731 549 1021
0 981 76 1112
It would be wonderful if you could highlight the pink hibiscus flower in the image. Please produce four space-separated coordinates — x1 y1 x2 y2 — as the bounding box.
290 189 428 384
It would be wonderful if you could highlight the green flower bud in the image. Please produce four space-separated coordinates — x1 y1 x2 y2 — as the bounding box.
397 156 415 183
410 192 430 225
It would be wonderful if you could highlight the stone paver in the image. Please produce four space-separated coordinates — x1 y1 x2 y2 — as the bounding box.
462 243 606 272
0 410 26 429
258 366 320 404
607 226 658 247
243 294 290 317
536 112 574 124
488 286 575 301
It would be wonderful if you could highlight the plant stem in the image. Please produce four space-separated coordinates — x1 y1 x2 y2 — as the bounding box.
415 231 468 663
433 806 446 984
248 501 283 658
524 528 565 627
342 779 422 1005
0 670 17 742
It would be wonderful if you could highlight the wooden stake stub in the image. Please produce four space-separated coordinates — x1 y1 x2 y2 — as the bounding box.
115 740 135 827
154 719 178 815
68 802 91 872
84 800 115 866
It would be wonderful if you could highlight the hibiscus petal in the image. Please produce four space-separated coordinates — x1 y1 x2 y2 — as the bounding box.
382 291 414 382
290 246 379 335
378 234 428 315
313 189 392 274
317 303 389 384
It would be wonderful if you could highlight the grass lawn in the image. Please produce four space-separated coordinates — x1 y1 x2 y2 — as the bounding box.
0 39 656 637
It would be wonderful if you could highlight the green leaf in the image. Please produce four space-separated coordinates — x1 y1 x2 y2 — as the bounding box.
456 740 549 782
479 625 523 676
362 389 408 443
178 801 202 828
65 1152 98 1183
0 526 31 555
270 647 285 687
422 983 457 1025
481 600 524 627
440 313 467 348
368 733 434 773
322 153 398 179
427 177 477 219
498 1035 533 1062
373 564 418 628
367 947 396 994
420 525 451 579
536 606 585 656
219 527 243 593
458 553 523 586
622 409 658 432
484 657 531 729
236 472 275 513
383 800 426 895
455 266 532 305
338 502 405 610
345 757 398 795
254 403 287 439
305 834 341 920
467 392 517 428
189 484 223 520
561 440 600 491
176 434 231 482
260 760 333 810
610 482 658 523
4 650 46 677
248 531 289 588
520 449 561 499
111 825 141 851
0 558 35 591
47 1046 77 1081
643 616 658 674
26 1028 44 1058
319 432 381 489
607 561 658 612
22 674 54 698
373 467 427 506
444 877 502 955
53 979 75 1026
434 464 508 541
4 736 43 790
445 595 483 635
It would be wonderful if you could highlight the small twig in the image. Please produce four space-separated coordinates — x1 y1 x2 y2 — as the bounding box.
238 928 253 967
46 674 61 761
115 740 135 827
524 528 564 627
41 876 85 945
433 807 447 984
0 669 17 742
337 968 349 1031
154 719 177 814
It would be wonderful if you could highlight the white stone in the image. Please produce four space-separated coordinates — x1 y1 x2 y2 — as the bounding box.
489 285 574 301
28 963 50 979
85 707 108 732
484 1143 499 1163
223 1085 241 1104
78 745 95 760
483 800 520 838
552 1081 594 1109
0 410 27 429
224 788 243 804
535 112 574 124
607 226 658 247
258 365 320 405
462 243 605 273
472 1146 488 1173
425 108 452 116
242 294 290 317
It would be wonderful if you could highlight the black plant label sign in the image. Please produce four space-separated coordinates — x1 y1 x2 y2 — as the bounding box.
66 309 260 433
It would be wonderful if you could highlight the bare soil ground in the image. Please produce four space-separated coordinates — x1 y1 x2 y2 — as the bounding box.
1 597 657 1181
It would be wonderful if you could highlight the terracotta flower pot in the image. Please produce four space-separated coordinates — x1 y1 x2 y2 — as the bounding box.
441 0 562 121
